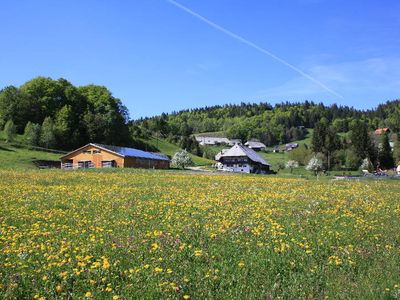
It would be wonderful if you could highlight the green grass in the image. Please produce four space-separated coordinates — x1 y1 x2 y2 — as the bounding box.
0 141 61 170
1 170 399 299
145 137 214 166
193 131 226 138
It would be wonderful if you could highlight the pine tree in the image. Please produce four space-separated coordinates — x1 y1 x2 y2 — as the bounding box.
311 120 327 153
378 132 394 169
349 119 376 164
323 127 341 170
393 133 400 166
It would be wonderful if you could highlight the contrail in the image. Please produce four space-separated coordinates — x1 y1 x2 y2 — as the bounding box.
167 0 344 99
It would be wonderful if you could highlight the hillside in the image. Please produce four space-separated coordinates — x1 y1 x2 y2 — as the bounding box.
0 141 61 169
145 137 214 166
0 130 213 169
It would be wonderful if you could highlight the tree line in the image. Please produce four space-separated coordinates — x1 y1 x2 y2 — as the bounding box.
132 100 400 147
0 77 132 150
286 118 400 172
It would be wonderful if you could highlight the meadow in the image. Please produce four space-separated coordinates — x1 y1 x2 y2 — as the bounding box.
0 169 399 299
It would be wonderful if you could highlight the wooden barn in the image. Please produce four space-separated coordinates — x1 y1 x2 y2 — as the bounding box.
60 143 170 169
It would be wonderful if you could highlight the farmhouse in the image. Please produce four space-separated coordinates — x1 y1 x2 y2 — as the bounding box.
244 140 266 151
215 144 270 174
60 143 170 169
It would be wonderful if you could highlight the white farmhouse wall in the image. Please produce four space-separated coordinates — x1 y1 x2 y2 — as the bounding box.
218 163 251 173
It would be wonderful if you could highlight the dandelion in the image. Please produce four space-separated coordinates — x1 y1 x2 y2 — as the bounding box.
102 258 111 270
151 243 159 251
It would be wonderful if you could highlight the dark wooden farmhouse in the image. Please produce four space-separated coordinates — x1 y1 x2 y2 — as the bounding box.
60 143 170 169
215 144 271 174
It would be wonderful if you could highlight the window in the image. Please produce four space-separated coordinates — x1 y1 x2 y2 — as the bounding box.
83 150 91 154
78 161 93 168
101 160 115 168
93 150 102 154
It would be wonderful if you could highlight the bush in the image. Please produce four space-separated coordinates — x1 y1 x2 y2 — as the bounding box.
288 145 312 166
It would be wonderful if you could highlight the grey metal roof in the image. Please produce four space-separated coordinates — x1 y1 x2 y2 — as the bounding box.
92 143 170 161
219 144 269 166
245 141 266 148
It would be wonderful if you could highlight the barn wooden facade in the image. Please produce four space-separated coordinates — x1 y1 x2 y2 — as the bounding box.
60 143 170 169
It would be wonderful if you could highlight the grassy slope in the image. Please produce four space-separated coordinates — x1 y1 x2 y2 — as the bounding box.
145 137 214 166
0 142 61 169
0 131 62 169
193 131 226 138
260 129 313 175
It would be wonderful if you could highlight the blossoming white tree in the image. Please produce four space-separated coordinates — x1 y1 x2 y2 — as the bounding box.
285 160 299 173
171 150 193 169
360 157 373 172
306 156 323 176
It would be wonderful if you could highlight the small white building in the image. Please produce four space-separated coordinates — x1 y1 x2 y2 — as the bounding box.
244 140 266 151
195 136 230 146
215 144 270 174
195 136 241 146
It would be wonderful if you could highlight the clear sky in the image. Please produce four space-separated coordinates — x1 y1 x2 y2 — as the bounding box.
0 0 399 118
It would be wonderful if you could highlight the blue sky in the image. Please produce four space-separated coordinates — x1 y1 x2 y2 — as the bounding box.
0 0 399 118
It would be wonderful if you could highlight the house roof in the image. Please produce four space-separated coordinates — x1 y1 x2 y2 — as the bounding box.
218 144 269 166
245 141 266 148
215 148 230 161
374 128 390 135
195 137 231 144
285 143 299 148
60 143 170 161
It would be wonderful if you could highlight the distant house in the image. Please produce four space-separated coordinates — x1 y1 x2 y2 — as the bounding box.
244 140 266 151
375 128 390 135
229 139 242 146
195 136 241 146
60 143 170 169
285 143 299 151
195 137 230 146
215 144 270 174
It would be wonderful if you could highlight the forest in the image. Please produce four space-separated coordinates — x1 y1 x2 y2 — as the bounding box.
1 77 400 170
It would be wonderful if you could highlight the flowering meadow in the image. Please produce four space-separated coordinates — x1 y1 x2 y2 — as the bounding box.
0 170 399 299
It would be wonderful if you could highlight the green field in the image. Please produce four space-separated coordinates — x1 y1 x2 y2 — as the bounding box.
1 169 399 299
